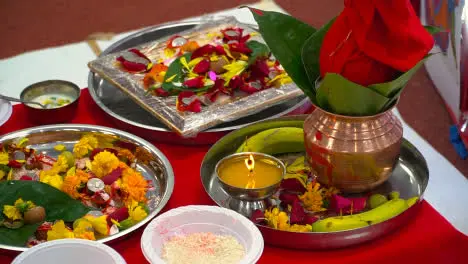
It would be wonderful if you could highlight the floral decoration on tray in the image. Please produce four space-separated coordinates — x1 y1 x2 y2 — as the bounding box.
0 136 153 247
88 17 303 137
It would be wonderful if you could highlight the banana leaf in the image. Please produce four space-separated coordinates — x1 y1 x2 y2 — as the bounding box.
246 7 317 99
0 181 90 246
316 73 389 116
246 40 270 65
301 18 336 92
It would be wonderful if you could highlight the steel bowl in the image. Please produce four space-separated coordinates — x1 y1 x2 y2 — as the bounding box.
20 80 81 124
0 124 174 252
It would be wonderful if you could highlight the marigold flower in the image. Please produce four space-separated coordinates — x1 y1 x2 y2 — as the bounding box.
62 174 83 199
73 135 99 158
128 200 148 222
73 219 96 240
3 205 22 221
40 170 64 190
117 149 135 164
299 181 326 212
52 155 69 173
14 198 35 213
120 167 148 205
91 151 120 178
84 215 109 235
47 220 74 241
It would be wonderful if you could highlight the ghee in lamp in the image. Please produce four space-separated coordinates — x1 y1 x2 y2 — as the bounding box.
217 153 283 189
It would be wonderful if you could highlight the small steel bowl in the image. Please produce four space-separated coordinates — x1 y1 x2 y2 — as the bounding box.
215 152 286 201
20 80 80 124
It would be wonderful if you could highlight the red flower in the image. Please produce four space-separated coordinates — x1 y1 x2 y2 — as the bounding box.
290 198 307 224
193 59 210 74
250 209 265 224
183 76 205 88
229 75 244 90
166 35 188 49
280 178 306 194
249 59 270 80
229 42 252 54
240 81 263 94
177 91 202 113
319 0 434 86
7 160 22 168
279 192 299 206
102 167 123 185
330 194 367 214
191 44 225 59
108 207 129 224
20 175 33 181
221 27 244 42
154 87 170 97
116 49 152 73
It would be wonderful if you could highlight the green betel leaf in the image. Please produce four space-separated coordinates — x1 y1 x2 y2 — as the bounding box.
316 73 389 116
246 7 317 98
301 18 336 92
424 25 443 35
0 181 91 246
368 55 430 98
246 40 270 65
162 53 192 91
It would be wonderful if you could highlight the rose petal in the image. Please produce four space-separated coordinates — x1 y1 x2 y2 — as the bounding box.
20 175 33 181
279 193 299 206
250 209 265 224
193 59 210 74
280 178 307 193
240 81 263 94
229 42 252 54
290 198 307 224
108 207 129 223
191 44 216 59
183 76 205 88
229 75 244 89
330 194 367 214
249 59 270 79
221 27 244 42
116 49 151 73
177 91 202 113
154 88 170 97
102 167 123 185
303 215 319 225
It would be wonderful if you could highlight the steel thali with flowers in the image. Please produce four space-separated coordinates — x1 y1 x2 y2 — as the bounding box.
0 124 174 252
200 116 429 249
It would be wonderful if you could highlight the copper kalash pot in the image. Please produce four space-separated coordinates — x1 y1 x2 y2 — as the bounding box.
303 105 403 193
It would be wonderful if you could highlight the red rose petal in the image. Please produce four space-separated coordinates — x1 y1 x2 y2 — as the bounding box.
250 209 265 224
229 42 252 54
116 49 151 73
249 59 270 79
303 215 319 225
20 175 33 181
290 198 307 224
191 44 216 59
193 59 210 74
7 160 22 168
279 192 299 205
280 178 307 193
108 207 129 223
102 167 123 185
215 45 226 55
221 27 245 43
183 76 205 88
330 194 367 214
229 75 244 89
177 91 202 113
240 81 263 94
154 88 170 97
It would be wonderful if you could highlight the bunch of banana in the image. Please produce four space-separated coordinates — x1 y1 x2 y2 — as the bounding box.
312 196 419 232
236 127 305 155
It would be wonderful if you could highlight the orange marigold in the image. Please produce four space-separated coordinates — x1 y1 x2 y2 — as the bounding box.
62 169 89 199
120 167 148 205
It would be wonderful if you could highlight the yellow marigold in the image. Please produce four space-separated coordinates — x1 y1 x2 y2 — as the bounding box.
73 135 99 158
288 224 313 232
299 181 326 212
62 174 82 199
0 152 8 165
264 207 289 231
14 198 35 212
117 149 135 163
52 155 69 173
84 215 109 235
3 205 22 221
40 170 64 190
323 186 340 198
73 219 96 241
76 169 90 182
47 220 74 241
91 151 120 178
121 167 148 205
128 200 148 222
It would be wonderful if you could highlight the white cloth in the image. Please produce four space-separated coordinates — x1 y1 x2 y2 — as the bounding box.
0 0 467 235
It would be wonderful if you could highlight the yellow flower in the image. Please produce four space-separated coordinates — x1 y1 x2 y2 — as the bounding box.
73 219 96 241
299 181 326 212
221 60 247 85
14 198 35 212
52 155 69 173
288 224 313 232
40 170 64 190
128 200 148 222
264 207 289 231
3 205 22 221
73 135 98 158
54 144 66 152
91 151 120 178
84 215 109 235
117 149 135 164
0 170 5 180
62 174 82 199
120 167 148 205
47 220 74 241
267 72 292 87
0 152 8 165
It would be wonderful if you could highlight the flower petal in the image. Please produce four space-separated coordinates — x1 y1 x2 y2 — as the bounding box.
102 167 123 185
250 209 265 224
183 76 205 88
290 198 306 224
193 59 210 74
280 178 307 193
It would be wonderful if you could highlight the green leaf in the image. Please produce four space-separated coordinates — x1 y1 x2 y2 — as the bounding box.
301 18 336 93
162 53 192 91
0 181 90 246
368 56 430 98
316 73 389 116
424 25 442 35
247 7 317 98
246 40 270 65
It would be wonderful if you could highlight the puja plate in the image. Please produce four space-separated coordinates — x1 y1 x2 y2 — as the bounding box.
0 124 174 252
88 20 310 145
200 115 429 249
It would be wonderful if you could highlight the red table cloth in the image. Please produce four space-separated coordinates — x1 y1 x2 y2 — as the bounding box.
1 89 467 264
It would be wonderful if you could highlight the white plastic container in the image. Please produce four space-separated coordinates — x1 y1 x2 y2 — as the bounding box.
141 205 264 264
12 239 126 264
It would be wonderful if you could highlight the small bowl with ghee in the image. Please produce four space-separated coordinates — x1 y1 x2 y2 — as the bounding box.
215 152 286 201
20 80 80 124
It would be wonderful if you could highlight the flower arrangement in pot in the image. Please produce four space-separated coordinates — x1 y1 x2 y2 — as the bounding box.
245 0 439 193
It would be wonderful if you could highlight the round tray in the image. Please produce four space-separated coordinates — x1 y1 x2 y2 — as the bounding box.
0 124 174 252
200 115 429 249
88 21 311 145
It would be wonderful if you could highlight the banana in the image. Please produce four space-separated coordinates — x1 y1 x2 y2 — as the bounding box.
312 197 418 232
236 127 305 155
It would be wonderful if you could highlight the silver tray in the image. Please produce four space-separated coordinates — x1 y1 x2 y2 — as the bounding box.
201 115 429 249
88 21 311 145
0 124 174 252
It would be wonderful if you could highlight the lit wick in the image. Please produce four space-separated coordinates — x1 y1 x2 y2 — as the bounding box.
244 154 255 189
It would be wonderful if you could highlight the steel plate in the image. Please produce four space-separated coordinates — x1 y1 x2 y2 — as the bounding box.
0 124 174 252
200 115 429 249
88 21 311 145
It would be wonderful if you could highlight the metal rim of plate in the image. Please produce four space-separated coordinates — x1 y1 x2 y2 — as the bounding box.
200 115 430 250
87 20 310 145
0 124 175 252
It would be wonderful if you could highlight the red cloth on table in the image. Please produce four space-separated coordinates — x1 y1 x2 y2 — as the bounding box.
1 88 467 264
